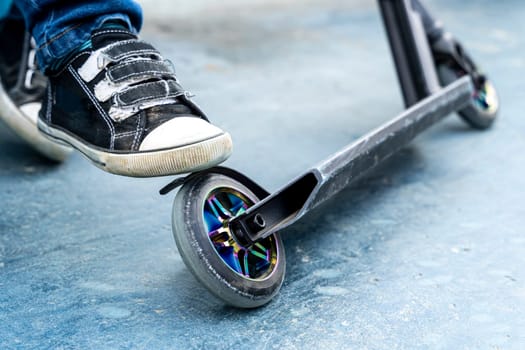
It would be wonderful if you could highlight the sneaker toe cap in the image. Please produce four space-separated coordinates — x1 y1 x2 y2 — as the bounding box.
139 117 226 151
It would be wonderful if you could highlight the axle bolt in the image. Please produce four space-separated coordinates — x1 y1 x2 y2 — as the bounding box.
252 214 266 230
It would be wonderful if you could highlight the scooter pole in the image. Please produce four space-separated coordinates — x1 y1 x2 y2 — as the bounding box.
378 0 441 107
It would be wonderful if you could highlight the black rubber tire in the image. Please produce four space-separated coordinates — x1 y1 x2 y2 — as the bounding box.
172 173 286 308
438 65 499 130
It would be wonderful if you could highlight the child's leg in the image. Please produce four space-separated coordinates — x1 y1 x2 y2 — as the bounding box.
10 0 232 176
0 0 13 19
13 0 142 73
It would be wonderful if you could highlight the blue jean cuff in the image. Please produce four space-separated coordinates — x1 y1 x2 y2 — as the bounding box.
36 13 136 73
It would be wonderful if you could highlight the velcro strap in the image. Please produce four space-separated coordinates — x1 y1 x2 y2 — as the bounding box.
107 60 173 84
117 80 185 106
78 40 163 82
102 40 160 62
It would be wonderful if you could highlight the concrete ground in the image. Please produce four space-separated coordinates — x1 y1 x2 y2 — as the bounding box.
1 0 524 349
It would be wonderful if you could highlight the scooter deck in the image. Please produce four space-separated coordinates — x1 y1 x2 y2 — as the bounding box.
229 77 473 246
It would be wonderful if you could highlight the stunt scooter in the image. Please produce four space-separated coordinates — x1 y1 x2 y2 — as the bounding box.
161 0 499 308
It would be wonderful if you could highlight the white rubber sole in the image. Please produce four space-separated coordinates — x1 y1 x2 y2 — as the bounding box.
37 119 233 177
0 83 72 162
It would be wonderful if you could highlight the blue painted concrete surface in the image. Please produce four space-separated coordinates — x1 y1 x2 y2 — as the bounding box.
1 0 524 348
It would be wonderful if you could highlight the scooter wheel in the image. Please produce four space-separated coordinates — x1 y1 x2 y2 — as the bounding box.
172 173 286 308
438 65 499 130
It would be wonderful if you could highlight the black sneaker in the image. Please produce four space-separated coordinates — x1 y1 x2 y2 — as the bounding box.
37 28 232 177
0 17 71 161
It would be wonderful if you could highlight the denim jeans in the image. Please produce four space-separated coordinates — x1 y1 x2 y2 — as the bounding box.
0 0 143 72
0 1 11 19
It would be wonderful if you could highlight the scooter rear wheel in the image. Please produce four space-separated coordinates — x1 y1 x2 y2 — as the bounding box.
172 173 286 308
